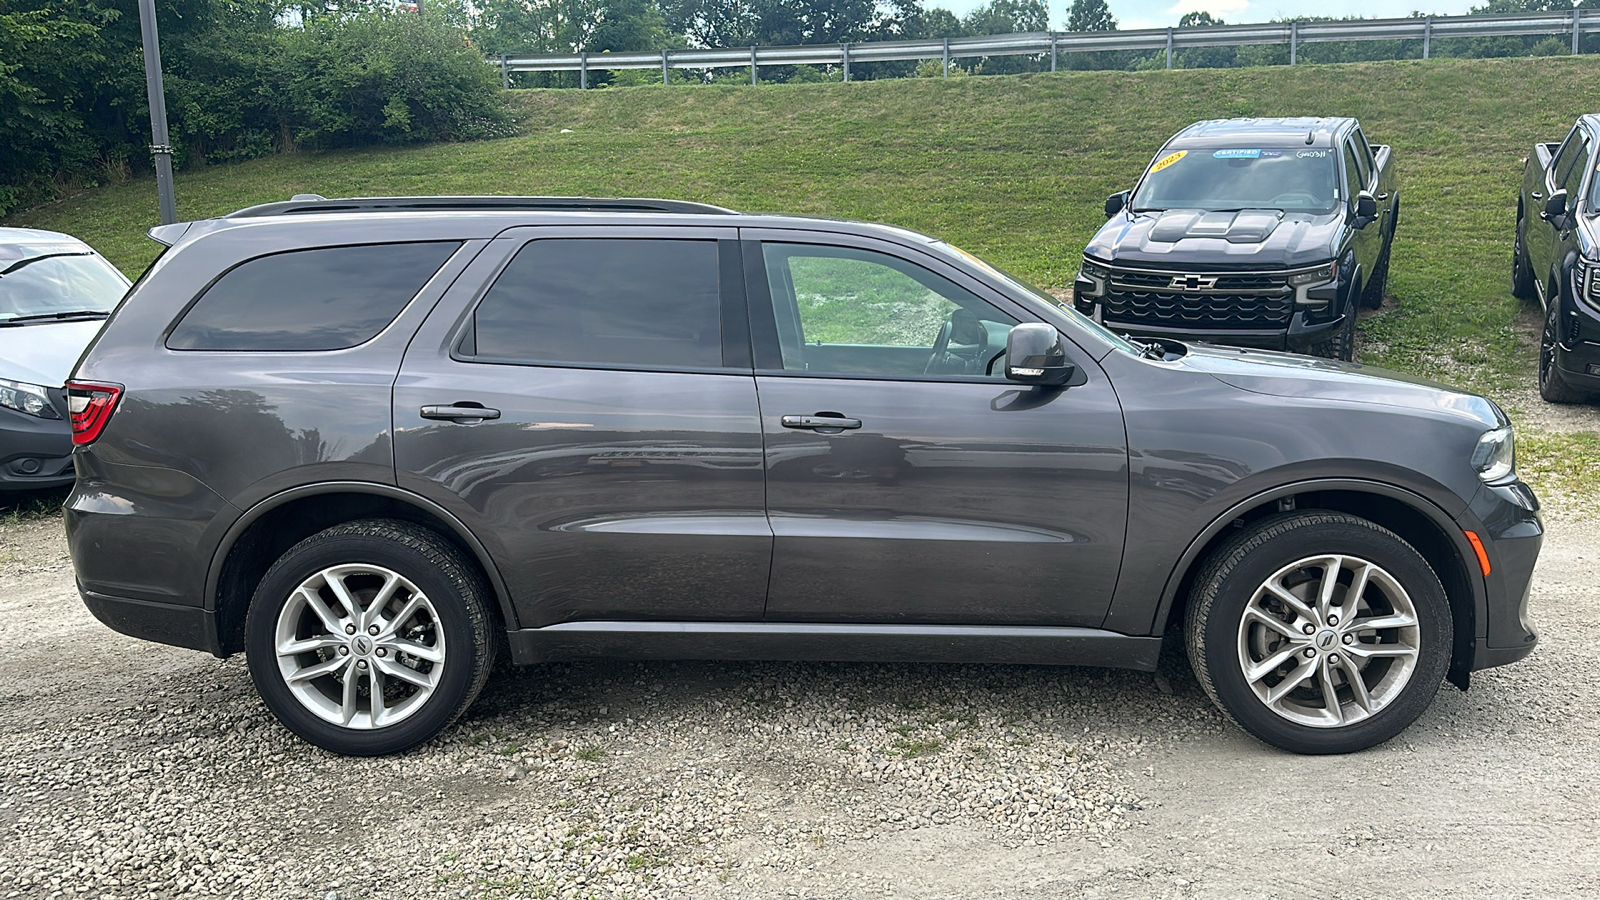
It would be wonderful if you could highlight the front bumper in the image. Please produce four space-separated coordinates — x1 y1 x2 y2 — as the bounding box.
1465 479 1542 672
1092 311 1348 354
0 403 74 492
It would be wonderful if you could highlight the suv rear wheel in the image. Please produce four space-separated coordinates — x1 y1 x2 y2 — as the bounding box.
1184 512 1450 754
244 519 495 755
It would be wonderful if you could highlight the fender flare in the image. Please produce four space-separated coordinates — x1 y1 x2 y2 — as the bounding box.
1146 477 1485 639
204 481 520 631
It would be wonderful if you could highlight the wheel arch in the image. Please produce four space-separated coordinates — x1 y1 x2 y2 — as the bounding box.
1152 479 1482 690
207 482 516 656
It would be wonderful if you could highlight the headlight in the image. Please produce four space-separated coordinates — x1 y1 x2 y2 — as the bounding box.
1580 261 1600 310
1080 259 1110 280
0 378 60 419
1288 262 1338 287
1471 425 1515 483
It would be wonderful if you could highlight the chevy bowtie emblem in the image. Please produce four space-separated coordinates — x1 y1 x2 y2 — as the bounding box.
1172 275 1218 290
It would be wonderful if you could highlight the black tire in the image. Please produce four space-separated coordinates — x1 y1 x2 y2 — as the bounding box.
1512 215 1536 301
245 519 496 755
1362 241 1391 310
1184 512 1451 755
1311 293 1358 362
1539 297 1588 404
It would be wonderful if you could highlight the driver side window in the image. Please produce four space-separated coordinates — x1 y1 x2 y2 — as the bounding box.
760 243 1019 379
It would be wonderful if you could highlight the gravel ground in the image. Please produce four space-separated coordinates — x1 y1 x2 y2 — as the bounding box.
1 499 1597 899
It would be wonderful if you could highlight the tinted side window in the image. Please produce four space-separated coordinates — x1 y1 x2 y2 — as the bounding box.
472 239 721 368
1342 144 1362 207
1347 135 1371 188
760 243 1019 379
168 242 458 351
1563 136 1592 207
1551 126 1582 187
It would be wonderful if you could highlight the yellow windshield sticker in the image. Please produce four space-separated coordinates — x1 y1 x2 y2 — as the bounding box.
1150 150 1187 173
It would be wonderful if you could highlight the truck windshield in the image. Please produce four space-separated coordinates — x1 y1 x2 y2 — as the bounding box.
1131 148 1339 213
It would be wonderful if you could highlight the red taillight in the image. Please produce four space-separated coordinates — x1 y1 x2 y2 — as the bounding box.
65 381 123 446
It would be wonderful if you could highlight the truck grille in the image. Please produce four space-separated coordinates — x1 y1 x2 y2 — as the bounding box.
1102 268 1293 330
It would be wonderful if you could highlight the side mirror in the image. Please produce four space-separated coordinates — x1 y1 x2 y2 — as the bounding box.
1353 191 1378 227
1005 323 1075 387
1544 189 1570 222
1105 191 1129 217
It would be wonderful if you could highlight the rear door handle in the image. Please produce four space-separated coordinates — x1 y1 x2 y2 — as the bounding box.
1376 192 1390 201
1532 191 1544 200
781 414 862 431
420 404 501 422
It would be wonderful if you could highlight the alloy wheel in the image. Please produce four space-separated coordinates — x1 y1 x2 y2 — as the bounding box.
1236 554 1420 728
273 563 447 729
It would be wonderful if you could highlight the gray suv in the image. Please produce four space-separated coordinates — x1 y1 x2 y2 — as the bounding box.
65 196 1540 756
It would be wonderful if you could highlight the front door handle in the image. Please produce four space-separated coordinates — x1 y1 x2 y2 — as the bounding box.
1376 192 1390 201
781 414 862 431
1532 191 1544 200
420 404 501 422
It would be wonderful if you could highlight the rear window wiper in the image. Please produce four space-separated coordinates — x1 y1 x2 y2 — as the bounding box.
0 309 110 326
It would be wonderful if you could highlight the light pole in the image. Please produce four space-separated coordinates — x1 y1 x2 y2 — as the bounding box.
137 0 178 225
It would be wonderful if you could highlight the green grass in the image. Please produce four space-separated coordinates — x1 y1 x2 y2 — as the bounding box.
7 55 1600 499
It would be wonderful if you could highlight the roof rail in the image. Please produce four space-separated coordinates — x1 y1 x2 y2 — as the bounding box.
226 196 739 218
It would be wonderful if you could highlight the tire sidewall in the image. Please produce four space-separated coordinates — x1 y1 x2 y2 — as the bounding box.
1197 518 1451 754
245 530 486 756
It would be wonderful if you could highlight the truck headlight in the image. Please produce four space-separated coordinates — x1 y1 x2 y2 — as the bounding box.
1288 262 1338 287
1580 261 1600 311
0 378 60 419
1076 258 1109 302
1471 425 1515 483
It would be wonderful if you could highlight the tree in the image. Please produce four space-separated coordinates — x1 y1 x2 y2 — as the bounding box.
962 0 1048 74
1064 0 1114 33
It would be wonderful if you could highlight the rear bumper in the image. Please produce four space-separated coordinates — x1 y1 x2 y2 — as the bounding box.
79 585 223 656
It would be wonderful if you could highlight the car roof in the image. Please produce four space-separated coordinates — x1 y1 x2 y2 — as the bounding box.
151 196 944 249
1165 117 1357 151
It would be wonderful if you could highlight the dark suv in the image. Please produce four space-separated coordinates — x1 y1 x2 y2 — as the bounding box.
66 196 1539 756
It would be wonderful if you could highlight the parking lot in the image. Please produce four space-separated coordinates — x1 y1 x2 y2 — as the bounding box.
2 497 1597 899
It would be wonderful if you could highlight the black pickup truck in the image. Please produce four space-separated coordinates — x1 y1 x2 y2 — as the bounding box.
1515 114 1600 403
1074 117 1398 361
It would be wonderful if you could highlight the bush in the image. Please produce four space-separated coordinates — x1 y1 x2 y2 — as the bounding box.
276 9 516 150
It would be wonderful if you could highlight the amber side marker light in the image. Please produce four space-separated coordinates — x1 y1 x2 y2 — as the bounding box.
1464 530 1492 577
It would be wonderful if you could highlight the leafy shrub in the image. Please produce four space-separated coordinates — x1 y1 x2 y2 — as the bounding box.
275 9 516 150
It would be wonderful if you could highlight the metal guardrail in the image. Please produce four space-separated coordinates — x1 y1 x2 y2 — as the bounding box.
492 9 1600 88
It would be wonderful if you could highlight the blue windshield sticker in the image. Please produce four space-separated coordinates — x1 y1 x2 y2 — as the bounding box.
1213 149 1262 159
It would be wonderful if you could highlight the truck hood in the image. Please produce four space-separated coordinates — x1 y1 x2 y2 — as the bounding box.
1174 342 1504 429
0 319 104 388
1086 209 1346 269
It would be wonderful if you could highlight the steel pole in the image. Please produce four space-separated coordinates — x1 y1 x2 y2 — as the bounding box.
137 0 177 225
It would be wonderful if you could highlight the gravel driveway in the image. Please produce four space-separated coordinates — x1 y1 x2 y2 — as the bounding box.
1 502 1596 899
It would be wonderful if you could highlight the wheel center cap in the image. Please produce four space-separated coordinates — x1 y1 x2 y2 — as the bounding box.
351 635 374 656
1314 629 1339 652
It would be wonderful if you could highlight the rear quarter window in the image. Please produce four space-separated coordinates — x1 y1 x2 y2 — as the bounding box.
166 242 459 351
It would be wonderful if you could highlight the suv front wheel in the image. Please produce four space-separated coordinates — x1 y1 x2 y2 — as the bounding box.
245 519 496 755
1185 512 1450 754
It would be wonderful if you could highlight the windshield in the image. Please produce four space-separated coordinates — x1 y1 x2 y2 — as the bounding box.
930 241 1141 356
0 253 129 323
1131 147 1339 213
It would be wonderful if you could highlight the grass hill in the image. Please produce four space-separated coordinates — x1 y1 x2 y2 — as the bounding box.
7 55 1600 496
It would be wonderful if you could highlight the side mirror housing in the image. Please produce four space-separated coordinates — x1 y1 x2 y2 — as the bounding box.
1353 191 1378 227
1544 189 1570 222
1005 323 1075 387
1105 191 1129 217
